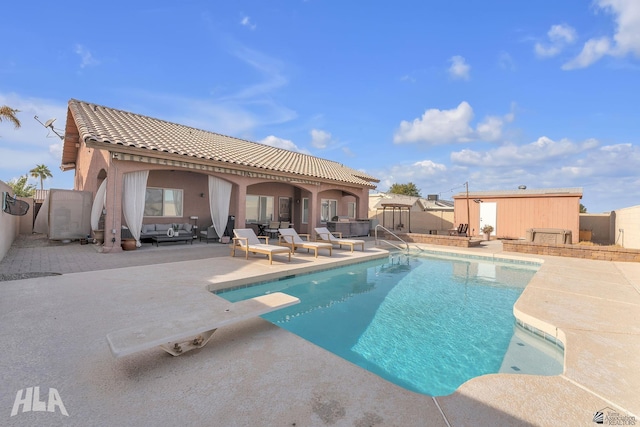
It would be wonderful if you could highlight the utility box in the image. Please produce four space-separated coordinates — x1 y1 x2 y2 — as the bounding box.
34 189 92 240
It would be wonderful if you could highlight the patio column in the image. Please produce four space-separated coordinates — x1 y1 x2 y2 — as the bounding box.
308 185 319 232
235 182 247 228
102 162 123 252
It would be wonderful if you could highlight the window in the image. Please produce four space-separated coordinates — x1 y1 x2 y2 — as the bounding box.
348 202 356 219
245 195 274 223
320 199 337 223
301 198 309 224
144 188 183 217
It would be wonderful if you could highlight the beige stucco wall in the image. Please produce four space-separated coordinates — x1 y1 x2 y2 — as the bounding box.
368 209 454 234
613 205 640 249
18 197 34 235
453 193 582 243
0 180 20 261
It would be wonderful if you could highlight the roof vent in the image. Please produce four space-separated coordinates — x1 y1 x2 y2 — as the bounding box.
518 185 527 190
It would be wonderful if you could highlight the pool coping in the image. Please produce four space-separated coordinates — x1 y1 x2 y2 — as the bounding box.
1 240 638 425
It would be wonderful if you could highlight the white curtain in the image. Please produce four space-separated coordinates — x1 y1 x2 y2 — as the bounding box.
90 179 107 231
208 175 232 238
122 171 149 247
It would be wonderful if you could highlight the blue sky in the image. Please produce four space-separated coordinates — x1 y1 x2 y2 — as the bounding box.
1 0 639 213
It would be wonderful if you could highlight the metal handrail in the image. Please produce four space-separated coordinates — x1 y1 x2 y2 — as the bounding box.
375 224 410 252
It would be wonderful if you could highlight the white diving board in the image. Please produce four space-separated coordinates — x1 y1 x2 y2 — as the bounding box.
106 292 300 358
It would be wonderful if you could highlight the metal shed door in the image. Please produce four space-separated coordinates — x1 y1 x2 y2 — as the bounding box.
479 202 497 236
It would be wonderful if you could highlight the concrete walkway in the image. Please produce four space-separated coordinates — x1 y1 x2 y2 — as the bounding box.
0 235 638 426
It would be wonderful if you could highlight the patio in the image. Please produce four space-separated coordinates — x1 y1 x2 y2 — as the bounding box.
0 234 638 426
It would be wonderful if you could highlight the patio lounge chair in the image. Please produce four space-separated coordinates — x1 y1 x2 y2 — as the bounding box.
449 223 468 236
278 228 333 258
314 227 365 252
231 228 292 265
106 292 300 358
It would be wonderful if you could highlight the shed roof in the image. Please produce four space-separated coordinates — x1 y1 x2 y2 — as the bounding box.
453 187 583 198
62 99 379 188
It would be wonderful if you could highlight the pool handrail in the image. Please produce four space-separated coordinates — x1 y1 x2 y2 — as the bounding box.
374 224 410 252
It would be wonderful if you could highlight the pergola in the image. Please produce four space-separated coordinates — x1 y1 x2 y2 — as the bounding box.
377 203 412 233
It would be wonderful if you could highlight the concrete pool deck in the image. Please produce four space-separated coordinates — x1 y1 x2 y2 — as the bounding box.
0 235 638 426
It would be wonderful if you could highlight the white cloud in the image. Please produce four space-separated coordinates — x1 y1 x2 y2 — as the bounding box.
222 45 288 101
451 136 599 167
310 129 331 149
393 102 512 145
498 52 516 71
563 0 640 69
412 160 447 174
476 116 505 142
259 135 310 154
448 56 470 80
394 102 474 144
562 37 612 69
400 75 416 83
341 147 355 157
376 160 448 192
534 24 577 58
74 44 99 68
154 42 296 135
240 15 256 30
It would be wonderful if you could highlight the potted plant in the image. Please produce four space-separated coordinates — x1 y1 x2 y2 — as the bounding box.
481 224 494 240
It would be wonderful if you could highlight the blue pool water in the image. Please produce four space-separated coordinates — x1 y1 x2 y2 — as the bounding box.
218 253 560 396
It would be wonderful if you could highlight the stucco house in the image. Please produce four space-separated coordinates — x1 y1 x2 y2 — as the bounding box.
452 187 583 243
59 99 379 252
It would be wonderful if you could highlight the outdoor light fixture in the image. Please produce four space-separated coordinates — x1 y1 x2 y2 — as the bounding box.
473 199 483 203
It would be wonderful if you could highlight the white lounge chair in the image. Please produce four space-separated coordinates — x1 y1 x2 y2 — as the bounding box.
278 228 333 258
314 227 365 252
106 292 300 357
231 228 292 265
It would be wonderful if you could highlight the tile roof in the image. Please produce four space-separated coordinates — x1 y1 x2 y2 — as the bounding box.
65 99 379 187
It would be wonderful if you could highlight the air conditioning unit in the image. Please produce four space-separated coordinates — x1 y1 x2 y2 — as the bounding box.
427 194 439 201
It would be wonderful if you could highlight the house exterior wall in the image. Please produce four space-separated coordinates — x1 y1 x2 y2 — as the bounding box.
70 142 371 251
453 193 582 243
146 170 213 228
613 205 640 249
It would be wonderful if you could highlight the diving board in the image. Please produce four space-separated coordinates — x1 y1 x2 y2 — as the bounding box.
106 292 299 358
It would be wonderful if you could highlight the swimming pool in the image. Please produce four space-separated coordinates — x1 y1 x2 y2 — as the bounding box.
217 253 563 396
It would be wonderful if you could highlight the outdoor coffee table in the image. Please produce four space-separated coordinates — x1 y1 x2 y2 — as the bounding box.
151 235 193 246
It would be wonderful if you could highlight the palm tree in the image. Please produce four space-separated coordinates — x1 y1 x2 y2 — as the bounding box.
0 105 21 129
29 164 53 190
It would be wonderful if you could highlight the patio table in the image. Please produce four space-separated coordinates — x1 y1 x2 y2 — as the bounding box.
151 235 193 246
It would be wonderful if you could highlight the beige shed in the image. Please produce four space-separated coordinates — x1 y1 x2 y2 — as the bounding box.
452 187 583 243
